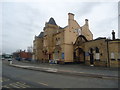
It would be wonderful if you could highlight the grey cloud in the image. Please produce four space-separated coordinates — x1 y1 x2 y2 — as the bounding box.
92 16 118 39
74 2 102 17
2 1 118 54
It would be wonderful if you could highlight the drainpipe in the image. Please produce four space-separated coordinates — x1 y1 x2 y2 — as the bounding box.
106 39 110 67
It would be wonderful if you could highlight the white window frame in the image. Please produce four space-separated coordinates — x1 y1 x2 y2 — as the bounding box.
95 53 100 60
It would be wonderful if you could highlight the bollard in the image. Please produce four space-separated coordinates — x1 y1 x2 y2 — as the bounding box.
90 64 94 66
55 60 57 64
10 60 12 65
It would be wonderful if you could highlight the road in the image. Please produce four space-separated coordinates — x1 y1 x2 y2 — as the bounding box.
2 60 118 88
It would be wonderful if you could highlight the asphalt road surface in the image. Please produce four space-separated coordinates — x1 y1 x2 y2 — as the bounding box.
2 60 118 88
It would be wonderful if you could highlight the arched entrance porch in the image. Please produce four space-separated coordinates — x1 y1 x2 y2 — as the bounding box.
74 48 85 63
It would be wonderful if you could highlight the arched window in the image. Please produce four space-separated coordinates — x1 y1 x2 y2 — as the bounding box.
95 47 100 61
95 47 99 53
90 48 93 53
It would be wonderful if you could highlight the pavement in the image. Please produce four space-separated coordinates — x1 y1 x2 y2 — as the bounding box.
5 59 119 80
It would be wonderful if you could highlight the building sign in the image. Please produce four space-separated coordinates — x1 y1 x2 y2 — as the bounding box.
62 53 64 59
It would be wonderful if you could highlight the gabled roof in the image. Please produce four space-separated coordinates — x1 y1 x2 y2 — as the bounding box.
47 17 57 25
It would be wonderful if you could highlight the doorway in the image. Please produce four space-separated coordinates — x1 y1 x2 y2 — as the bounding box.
74 48 85 63
89 48 94 65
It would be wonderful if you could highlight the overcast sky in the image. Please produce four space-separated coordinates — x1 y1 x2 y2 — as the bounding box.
1 0 119 54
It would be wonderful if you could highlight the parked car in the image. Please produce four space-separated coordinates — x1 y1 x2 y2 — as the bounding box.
7 58 12 61
25 58 32 61
15 57 21 61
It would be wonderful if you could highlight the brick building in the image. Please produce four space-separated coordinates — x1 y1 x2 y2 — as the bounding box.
13 50 32 61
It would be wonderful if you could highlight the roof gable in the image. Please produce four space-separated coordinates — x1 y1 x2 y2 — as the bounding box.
74 35 88 46
47 17 57 25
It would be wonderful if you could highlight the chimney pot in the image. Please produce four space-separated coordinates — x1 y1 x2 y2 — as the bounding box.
68 13 74 20
85 19 88 25
85 19 88 21
112 30 115 40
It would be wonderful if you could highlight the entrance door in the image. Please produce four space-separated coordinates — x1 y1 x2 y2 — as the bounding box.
74 48 85 63
90 53 94 64
54 52 59 60
89 48 94 64
49 54 51 60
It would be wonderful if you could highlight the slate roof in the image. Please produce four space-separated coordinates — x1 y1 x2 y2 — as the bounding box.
63 25 68 29
37 32 44 38
95 37 106 40
59 26 63 29
47 17 57 25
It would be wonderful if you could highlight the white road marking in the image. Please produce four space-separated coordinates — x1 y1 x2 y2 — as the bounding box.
16 82 31 88
38 82 48 86
46 68 58 72
5 82 31 88
2 85 10 88
9 83 21 88
2 78 10 82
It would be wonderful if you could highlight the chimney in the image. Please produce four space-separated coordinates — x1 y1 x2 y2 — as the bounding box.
68 13 74 28
85 19 88 25
68 13 74 20
112 30 115 40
